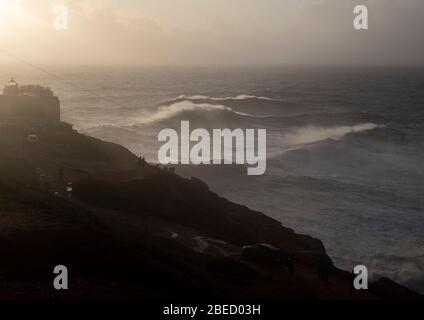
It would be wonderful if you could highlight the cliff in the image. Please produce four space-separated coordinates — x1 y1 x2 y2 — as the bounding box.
0 124 420 300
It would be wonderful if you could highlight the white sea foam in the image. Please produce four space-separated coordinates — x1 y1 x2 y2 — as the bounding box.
138 100 252 124
175 94 275 101
82 100 257 131
283 123 384 147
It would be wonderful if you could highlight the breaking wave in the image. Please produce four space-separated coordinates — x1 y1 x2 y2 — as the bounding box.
174 94 275 101
82 100 261 131
139 100 253 125
282 123 384 147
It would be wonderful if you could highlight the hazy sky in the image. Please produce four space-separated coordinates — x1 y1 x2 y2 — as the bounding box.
0 0 423 66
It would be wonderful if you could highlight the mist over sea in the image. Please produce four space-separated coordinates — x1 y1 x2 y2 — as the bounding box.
2 65 424 293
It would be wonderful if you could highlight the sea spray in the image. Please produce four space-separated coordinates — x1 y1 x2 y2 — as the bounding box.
282 123 384 146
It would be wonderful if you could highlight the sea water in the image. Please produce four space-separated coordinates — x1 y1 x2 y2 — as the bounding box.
2 65 423 293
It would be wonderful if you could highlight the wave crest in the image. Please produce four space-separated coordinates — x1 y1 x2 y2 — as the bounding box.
174 94 275 101
139 100 252 124
283 123 385 147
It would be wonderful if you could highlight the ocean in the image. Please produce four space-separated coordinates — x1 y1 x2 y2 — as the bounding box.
2 65 424 293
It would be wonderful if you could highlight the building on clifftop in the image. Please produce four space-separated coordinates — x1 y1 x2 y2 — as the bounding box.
0 78 60 127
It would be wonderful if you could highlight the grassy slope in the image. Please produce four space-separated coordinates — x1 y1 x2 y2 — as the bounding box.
0 125 420 300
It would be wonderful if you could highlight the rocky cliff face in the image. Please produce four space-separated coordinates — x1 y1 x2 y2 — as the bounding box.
0 124 421 300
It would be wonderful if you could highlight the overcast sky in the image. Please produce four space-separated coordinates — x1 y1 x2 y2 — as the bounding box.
0 0 423 66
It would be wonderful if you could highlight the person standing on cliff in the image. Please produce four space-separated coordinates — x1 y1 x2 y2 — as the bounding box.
318 255 332 288
350 269 356 298
138 156 147 167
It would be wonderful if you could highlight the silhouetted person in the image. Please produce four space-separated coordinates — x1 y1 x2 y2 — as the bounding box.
288 254 295 279
59 167 64 181
350 269 356 298
318 255 332 288
139 156 146 167
322 266 330 288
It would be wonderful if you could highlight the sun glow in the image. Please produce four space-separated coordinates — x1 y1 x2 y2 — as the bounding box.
0 0 32 32
0 0 18 19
